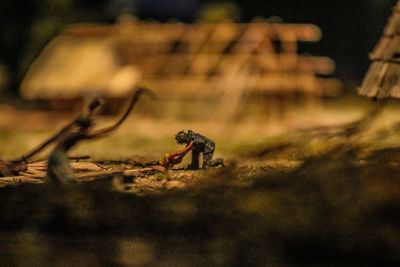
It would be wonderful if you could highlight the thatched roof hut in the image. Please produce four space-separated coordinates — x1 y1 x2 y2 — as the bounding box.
359 1 400 99
22 17 339 100
21 26 140 100
20 17 341 119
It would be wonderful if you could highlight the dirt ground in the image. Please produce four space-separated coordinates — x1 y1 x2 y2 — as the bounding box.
1 96 400 266
0 96 389 158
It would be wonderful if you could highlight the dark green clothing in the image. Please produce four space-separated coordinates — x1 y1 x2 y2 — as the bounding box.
186 130 215 169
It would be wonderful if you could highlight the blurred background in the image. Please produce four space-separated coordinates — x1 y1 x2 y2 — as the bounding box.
0 0 396 97
0 0 399 160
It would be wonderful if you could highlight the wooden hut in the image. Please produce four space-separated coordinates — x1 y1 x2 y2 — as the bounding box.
359 1 400 99
21 16 341 119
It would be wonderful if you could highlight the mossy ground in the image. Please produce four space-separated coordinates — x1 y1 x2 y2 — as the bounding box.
1 97 400 266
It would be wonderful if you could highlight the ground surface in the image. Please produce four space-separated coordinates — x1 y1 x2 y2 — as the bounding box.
1 97 400 266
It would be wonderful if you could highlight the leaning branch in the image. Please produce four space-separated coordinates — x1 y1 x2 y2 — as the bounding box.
14 97 105 162
88 87 154 138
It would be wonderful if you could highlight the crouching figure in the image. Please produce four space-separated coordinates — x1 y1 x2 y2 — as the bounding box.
175 130 215 169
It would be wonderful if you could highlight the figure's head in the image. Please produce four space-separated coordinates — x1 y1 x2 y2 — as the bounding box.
75 116 93 129
175 130 189 144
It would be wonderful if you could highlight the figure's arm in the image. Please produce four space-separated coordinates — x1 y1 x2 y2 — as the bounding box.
170 142 194 158
87 87 155 139
169 142 194 164
158 142 194 167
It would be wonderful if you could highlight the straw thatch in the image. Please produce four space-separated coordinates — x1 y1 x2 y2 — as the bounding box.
358 1 400 99
21 29 140 100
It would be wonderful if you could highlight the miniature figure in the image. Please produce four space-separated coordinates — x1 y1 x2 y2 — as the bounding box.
175 130 215 169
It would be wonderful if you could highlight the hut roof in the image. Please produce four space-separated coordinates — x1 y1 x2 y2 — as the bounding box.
358 1 400 99
21 30 140 100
